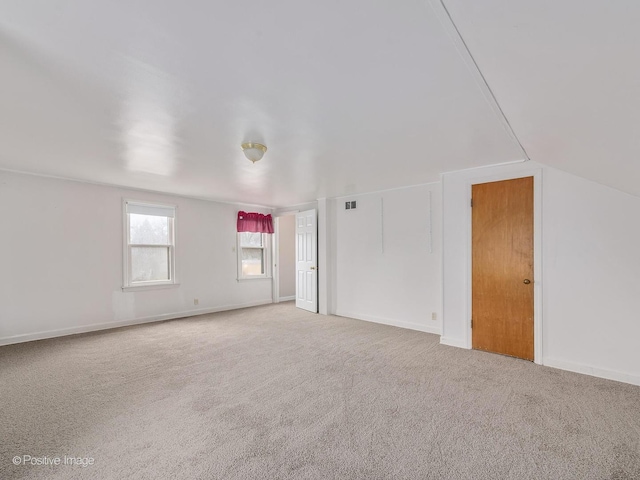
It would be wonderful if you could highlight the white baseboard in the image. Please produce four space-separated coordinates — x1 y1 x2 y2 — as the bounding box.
0 300 274 347
543 357 640 387
335 311 441 335
439 336 470 349
278 296 295 302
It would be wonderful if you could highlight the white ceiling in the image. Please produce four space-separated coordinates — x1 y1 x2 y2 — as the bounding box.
6 1 635 206
446 0 640 198
0 0 523 207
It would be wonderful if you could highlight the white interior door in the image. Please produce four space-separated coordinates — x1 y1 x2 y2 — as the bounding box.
295 209 318 312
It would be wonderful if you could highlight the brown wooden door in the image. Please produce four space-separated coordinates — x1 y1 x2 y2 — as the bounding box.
472 177 534 361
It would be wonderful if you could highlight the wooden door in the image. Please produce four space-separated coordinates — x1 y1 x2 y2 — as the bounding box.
295 209 318 313
472 177 534 361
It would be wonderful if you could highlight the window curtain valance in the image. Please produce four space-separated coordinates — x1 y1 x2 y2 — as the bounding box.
237 211 274 234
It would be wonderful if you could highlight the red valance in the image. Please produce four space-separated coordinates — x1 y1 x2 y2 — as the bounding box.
237 211 274 234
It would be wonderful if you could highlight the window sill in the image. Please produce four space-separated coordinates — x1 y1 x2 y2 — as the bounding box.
122 283 181 292
237 277 272 283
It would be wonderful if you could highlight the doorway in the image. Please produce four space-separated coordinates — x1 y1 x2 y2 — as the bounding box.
471 176 534 361
276 215 296 302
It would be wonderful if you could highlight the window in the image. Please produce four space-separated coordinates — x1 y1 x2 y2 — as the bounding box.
123 201 176 289
237 232 271 279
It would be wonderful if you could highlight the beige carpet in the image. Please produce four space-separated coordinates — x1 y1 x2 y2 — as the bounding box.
1 303 639 480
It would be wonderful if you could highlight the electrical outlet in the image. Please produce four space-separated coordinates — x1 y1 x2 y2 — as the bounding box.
194 299 199 306
431 312 437 321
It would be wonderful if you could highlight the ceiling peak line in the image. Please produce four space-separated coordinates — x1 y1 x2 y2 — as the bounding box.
428 0 530 162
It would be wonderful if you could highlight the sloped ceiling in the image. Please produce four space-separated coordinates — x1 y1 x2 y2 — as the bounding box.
0 1 523 207
445 0 640 197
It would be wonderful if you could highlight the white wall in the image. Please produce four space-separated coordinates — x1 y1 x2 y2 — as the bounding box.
0 171 273 345
442 161 640 386
277 215 296 299
6 163 640 387
318 197 336 316
332 183 442 334
542 167 640 385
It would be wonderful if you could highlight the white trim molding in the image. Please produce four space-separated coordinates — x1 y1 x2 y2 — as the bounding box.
440 337 469 349
0 300 273 346
543 358 640 387
122 283 181 292
336 311 441 335
272 217 280 303
441 162 544 364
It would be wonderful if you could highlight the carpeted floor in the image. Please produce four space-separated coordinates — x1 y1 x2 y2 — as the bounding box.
1 302 639 480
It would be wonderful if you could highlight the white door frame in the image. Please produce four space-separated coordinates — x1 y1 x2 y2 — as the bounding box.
465 167 543 364
272 216 280 304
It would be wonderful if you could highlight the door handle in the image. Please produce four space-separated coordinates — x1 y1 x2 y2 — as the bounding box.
310 266 316 270
523 279 531 285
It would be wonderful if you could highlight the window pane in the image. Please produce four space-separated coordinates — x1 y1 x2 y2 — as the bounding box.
239 232 263 247
242 248 264 276
131 246 170 282
130 214 169 245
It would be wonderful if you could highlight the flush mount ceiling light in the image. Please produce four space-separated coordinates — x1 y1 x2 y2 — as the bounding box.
241 142 267 164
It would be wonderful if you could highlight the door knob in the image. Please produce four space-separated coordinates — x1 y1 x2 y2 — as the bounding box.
310 266 316 270
523 279 531 285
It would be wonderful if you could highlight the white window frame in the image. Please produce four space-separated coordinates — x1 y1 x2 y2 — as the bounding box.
123 199 178 291
237 232 272 281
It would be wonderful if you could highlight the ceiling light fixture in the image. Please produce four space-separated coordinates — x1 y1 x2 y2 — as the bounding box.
241 142 267 163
